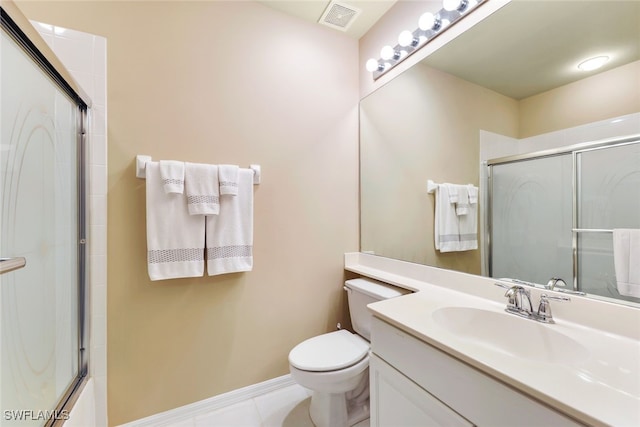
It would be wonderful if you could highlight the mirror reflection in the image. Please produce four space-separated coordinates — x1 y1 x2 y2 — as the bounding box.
359 0 640 305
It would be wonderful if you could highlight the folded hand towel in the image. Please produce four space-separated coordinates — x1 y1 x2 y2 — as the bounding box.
218 164 239 196
457 195 478 251
445 183 458 204
206 168 254 275
455 185 470 216
435 184 461 252
468 184 478 205
185 162 219 215
146 162 205 280
613 229 640 298
159 160 185 194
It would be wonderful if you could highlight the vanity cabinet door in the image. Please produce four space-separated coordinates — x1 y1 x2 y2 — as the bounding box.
371 318 583 427
370 354 473 427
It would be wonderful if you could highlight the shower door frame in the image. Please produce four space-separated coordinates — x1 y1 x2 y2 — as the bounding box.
485 133 640 293
1 1 91 424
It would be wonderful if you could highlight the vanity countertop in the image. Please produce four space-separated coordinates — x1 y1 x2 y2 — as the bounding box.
346 253 640 426
369 288 640 426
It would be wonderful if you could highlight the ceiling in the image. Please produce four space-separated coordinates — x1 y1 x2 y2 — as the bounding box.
257 1 640 100
256 0 397 39
411 1 640 100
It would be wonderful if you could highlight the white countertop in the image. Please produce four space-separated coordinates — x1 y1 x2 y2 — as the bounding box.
346 253 640 426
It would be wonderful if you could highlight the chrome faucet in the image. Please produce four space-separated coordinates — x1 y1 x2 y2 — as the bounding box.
495 283 570 323
545 277 566 290
546 277 587 296
502 285 534 318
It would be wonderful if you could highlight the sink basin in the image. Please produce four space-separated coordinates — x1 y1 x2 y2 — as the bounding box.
432 307 590 364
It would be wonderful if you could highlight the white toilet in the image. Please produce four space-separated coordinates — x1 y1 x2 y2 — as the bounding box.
288 278 410 427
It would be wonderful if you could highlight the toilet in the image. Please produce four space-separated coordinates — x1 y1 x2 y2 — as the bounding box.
288 278 410 427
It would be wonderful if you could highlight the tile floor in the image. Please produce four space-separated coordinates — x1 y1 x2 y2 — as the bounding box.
164 384 370 427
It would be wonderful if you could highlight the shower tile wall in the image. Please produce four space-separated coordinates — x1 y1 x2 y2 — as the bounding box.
34 22 108 427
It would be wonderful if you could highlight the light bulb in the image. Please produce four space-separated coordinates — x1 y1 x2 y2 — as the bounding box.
418 12 438 31
366 58 380 72
398 30 416 47
380 45 396 61
577 56 609 71
443 0 466 11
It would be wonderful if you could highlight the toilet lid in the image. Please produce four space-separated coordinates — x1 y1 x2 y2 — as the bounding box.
289 330 369 372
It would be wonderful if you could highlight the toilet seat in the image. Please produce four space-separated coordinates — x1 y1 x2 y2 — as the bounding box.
289 330 369 372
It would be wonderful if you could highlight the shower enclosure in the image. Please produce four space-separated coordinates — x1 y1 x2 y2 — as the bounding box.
1 3 90 426
488 135 640 304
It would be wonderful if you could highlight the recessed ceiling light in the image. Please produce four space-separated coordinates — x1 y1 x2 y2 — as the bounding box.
577 56 610 71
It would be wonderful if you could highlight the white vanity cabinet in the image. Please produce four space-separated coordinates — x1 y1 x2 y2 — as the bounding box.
370 317 584 427
370 353 473 426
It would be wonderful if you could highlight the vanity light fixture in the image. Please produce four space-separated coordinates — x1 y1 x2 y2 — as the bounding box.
577 55 610 71
398 30 420 48
443 0 468 12
418 12 441 32
365 0 486 80
380 45 402 61
366 58 385 73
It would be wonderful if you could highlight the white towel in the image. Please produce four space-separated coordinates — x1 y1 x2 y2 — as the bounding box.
159 160 185 194
613 229 640 298
455 185 470 216
434 184 478 252
218 164 239 196
206 169 254 275
468 184 478 205
185 162 219 215
435 184 460 252
445 183 458 204
146 162 205 281
458 193 478 251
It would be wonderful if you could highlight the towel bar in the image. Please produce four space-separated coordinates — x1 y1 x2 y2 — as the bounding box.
135 155 261 184
427 180 477 193
0 257 26 275
427 179 439 193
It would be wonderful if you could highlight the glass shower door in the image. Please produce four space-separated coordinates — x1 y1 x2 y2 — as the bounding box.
576 141 640 302
490 154 573 285
1 26 81 425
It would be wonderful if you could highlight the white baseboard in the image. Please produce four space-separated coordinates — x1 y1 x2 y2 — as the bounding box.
117 374 297 427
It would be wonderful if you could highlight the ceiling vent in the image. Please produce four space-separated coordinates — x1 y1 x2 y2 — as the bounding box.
319 1 361 32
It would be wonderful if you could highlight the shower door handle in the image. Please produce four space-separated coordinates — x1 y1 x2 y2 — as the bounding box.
0 257 26 275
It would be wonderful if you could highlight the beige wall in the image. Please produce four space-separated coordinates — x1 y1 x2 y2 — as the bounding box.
519 60 640 138
360 62 519 273
16 1 359 425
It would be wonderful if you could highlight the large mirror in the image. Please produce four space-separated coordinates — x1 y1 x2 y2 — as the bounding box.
360 0 640 304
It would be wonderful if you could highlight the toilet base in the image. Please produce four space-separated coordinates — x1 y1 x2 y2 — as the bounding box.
309 391 347 427
308 370 370 427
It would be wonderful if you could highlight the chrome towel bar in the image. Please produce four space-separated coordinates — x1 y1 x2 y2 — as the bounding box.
0 257 26 275
572 228 613 233
135 155 261 185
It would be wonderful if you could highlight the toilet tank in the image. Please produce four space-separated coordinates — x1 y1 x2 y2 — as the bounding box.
344 278 410 341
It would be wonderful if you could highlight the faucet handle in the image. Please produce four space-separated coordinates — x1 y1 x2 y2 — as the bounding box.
537 293 570 324
495 283 523 311
545 277 588 295
541 293 571 302
546 277 566 290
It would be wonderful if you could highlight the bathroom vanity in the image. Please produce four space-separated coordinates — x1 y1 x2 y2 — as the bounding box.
370 318 580 426
345 253 640 427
